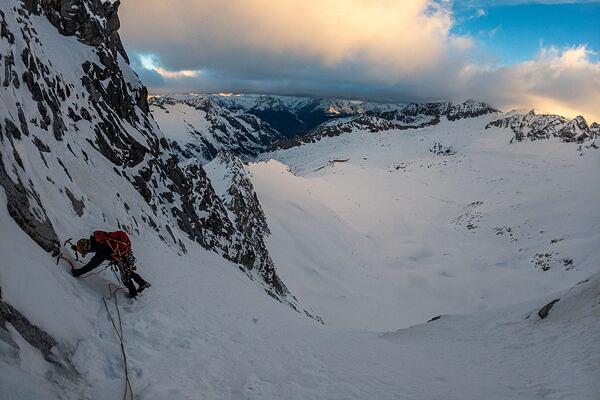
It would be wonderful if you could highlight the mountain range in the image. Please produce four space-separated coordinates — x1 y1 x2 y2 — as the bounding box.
150 93 598 158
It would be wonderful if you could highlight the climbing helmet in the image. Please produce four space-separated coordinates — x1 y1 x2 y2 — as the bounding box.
76 238 91 256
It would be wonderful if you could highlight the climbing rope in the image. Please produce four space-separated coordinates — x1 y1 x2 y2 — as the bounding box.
83 264 112 278
57 254 133 399
103 283 134 400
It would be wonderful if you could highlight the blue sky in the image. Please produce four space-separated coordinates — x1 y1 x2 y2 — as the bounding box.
451 2 600 64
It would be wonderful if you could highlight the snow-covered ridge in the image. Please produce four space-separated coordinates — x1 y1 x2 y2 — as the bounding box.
165 93 405 115
487 110 599 143
0 0 295 306
150 95 499 156
151 93 408 139
204 152 289 299
149 95 283 163
271 99 499 150
204 152 322 321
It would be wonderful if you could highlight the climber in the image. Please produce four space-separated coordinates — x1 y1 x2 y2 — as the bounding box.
71 230 151 298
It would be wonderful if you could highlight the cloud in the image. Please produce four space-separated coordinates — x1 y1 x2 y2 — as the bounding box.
461 46 600 122
118 1 600 122
137 54 201 79
119 0 467 81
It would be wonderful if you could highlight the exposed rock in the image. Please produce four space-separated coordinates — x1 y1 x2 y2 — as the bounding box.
0 0 301 319
486 110 598 143
0 141 60 254
205 151 288 297
538 299 560 319
23 0 128 62
64 187 84 217
166 157 237 254
429 142 456 156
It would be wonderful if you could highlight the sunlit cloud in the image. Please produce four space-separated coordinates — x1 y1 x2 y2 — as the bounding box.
138 54 200 79
118 1 600 122
121 0 468 80
461 45 600 122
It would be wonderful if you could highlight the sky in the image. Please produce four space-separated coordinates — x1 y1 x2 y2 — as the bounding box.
118 1 600 122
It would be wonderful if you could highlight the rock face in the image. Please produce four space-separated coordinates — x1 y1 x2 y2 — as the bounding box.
486 110 598 143
150 95 283 163
272 100 499 150
0 0 293 304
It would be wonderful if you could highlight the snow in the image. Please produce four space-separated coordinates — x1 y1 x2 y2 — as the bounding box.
152 102 212 145
3 111 600 399
3 177 600 399
154 93 407 117
2 1 599 397
150 97 282 163
250 115 600 330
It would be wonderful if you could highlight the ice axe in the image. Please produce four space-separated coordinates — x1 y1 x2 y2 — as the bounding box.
56 238 78 269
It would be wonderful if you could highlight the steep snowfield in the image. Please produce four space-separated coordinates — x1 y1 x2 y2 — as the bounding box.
3 187 600 400
251 115 600 330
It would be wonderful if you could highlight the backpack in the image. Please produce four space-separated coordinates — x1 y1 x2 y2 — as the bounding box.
93 230 132 262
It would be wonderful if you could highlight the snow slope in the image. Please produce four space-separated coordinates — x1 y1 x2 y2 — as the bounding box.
2 186 600 400
251 115 600 330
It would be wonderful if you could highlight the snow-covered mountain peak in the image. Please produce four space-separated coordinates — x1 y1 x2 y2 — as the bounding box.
487 110 598 143
445 99 500 121
150 94 283 163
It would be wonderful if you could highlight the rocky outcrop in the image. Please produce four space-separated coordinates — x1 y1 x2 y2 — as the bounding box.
168 158 237 254
23 0 129 63
203 152 323 321
538 298 560 319
486 110 598 143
